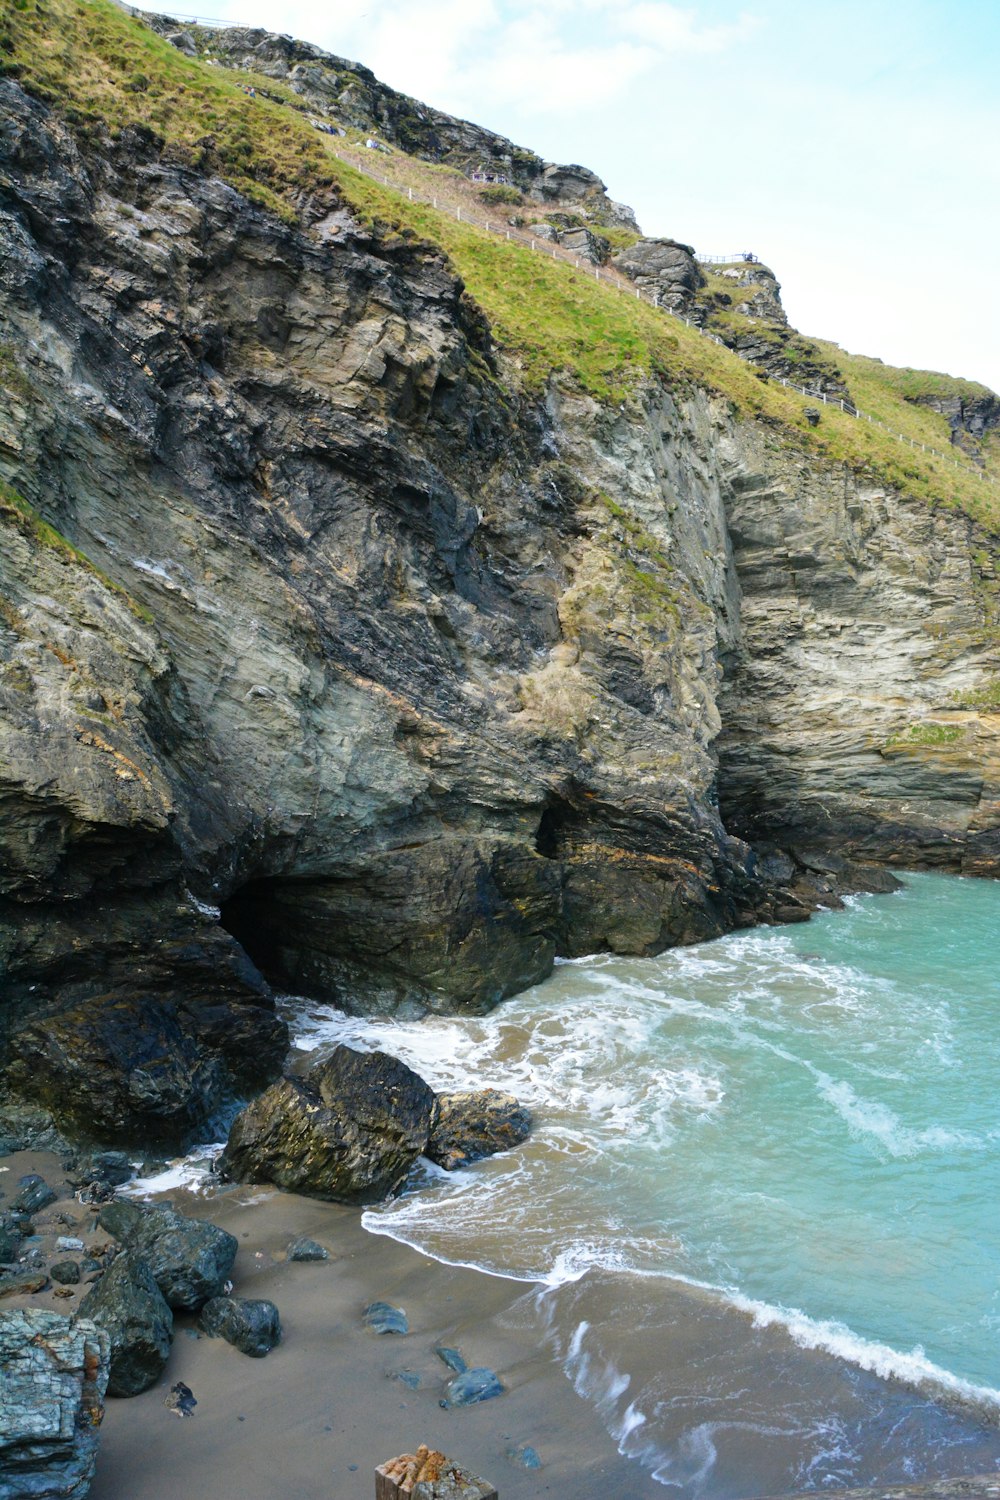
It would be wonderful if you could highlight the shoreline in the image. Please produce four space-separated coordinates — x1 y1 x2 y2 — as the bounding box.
6 1147 1000 1499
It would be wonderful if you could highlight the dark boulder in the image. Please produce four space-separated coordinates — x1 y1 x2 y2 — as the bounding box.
0 1213 22 1264
286 1236 330 1262
0 1308 109 1499
220 1045 436 1203
98 1200 237 1311
427 1089 532 1171
50 1260 81 1285
199 1295 281 1357
78 1251 173 1397
67 1150 135 1191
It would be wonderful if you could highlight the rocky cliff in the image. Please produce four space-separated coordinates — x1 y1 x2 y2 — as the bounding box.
0 0 998 1148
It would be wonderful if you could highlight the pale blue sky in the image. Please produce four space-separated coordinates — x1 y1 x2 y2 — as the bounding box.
179 0 1000 393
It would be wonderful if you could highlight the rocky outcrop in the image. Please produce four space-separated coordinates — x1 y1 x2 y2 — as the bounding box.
716 424 1000 872
427 1090 532 1171
220 1046 437 1202
0 1308 109 1499
612 238 704 312
141 14 637 227
906 389 1000 464
77 1251 173 1397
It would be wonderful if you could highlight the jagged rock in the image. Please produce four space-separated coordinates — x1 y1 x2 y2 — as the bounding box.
427 1090 532 1171
0 1308 109 1500
612 237 704 312
220 1046 436 1202
78 1251 173 1397
10 1176 57 1215
440 1366 504 1408
97 1201 237 1311
67 1151 134 1191
199 1296 281 1357
286 1237 330 1262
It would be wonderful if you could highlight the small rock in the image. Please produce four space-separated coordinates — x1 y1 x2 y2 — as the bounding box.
164 1380 197 1418
363 1301 408 1335
11 1176 57 1215
804 406 821 427
392 1369 421 1389
53 1287 75 1299
286 1236 330 1262
55 1235 85 1253
199 1296 282 1358
0 1269 49 1298
435 1345 467 1374
440 1366 504 1408
77 1251 173 1397
507 1444 542 1469
51 1260 81 1285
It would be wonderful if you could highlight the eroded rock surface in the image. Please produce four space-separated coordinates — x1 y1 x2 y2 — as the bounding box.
427 1090 532 1171
0 1308 109 1499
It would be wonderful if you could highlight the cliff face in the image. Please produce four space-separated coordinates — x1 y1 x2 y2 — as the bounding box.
1 11 998 1147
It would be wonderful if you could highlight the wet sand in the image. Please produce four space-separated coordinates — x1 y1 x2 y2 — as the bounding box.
2 1150 663 1499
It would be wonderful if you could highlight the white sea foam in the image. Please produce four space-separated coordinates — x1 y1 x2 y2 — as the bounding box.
122 1143 223 1198
814 1075 992 1158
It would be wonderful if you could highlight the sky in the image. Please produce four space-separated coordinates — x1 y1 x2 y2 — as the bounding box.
179 0 999 393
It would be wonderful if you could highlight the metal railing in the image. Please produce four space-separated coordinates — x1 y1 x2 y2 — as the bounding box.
697 253 760 265
330 148 996 490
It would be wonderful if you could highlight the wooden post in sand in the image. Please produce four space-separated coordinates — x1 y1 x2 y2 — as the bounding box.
375 1446 498 1500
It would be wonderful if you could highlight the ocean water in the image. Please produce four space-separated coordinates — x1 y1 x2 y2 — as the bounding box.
140 871 1000 1493
285 871 1000 1492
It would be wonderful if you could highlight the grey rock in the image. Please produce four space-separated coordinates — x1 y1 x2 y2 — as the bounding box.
10 1177 57 1215
50 1260 81 1285
199 1296 281 1357
0 1308 109 1500
440 1366 504 1408
507 1445 542 1469
98 1201 237 1311
0 1215 22 1265
427 1089 532 1171
220 1046 436 1203
67 1152 134 1191
363 1301 408 1335
612 237 703 313
77 1251 173 1397
286 1237 330 1262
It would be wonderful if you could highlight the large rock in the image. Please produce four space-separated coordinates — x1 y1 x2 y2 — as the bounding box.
611 237 704 312
77 1251 173 1397
97 1201 237 1311
0 1308 109 1499
427 1090 532 1171
220 1045 436 1203
199 1296 281 1357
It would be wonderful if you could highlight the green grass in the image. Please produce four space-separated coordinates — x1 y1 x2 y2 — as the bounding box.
0 476 153 621
885 721 966 749
0 342 31 401
4 0 1000 528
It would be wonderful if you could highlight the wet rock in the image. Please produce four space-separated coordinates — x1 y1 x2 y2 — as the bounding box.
0 1269 49 1298
440 1366 504 1408
11 1175 57 1215
50 1260 81 1285
199 1295 281 1357
98 1200 237 1311
67 1151 135 1192
77 1251 173 1397
164 1381 197 1418
507 1445 542 1469
363 1301 408 1335
435 1345 467 1373
0 1308 109 1500
0 1215 22 1264
427 1090 532 1171
220 1046 436 1203
286 1236 330 1262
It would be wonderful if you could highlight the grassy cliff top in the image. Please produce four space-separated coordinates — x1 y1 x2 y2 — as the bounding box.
3 0 999 528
